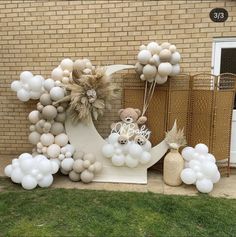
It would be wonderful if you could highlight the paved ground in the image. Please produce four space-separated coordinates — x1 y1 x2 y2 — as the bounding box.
1 155 236 198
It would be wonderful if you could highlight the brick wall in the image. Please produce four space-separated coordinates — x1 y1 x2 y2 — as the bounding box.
0 0 236 156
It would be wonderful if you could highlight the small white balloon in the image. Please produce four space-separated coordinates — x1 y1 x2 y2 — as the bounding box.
4 164 13 177
60 58 74 71
102 144 115 158
17 88 30 102
201 161 218 178
137 50 152 65
180 168 197 184
108 133 120 144
125 155 139 168
195 143 209 154
140 151 151 164
196 178 213 193
11 168 24 183
29 75 44 91
20 71 33 84
211 171 221 183
181 147 195 161
128 143 143 159
11 81 22 92
43 79 55 92
111 154 125 166
38 158 53 174
51 67 63 81
170 52 181 65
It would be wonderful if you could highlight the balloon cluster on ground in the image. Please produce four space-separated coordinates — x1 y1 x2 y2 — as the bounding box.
11 71 45 101
135 41 181 84
61 152 103 183
181 143 220 193
102 132 152 168
6 58 105 190
4 153 59 190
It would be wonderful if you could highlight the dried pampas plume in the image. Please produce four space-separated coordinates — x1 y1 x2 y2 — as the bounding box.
165 120 187 149
55 66 120 123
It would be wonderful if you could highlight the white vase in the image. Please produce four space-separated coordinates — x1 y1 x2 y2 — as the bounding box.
163 149 184 186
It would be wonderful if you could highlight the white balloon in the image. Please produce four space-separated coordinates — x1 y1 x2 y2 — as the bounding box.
60 58 73 71
47 144 61 158
137 50 152 64
21 175 37 190
211 171 220 183
28 110 41 124
112 154 125 166
181 168 197 184
55 133 69 147
108 133 120 144
38 159 52 174
205 153 216 163
201 161 218 178
51 160 59 174
20 71 33 84
140 151 151 164
102 144 114 158
63 144 75 155
29 75 43 91
50 87 65 101
30 91 41 100
195 143 209 154
18 153 32 161
155 74 168 84
128 143 143 159
125 154 139 168
17 88 30 102
61 158 74 172
170 52 181 65
43 79 55 92
11 81 22 92
181 147 195 161
169 64 180 76
189 160 200 170
20 158 35 173
158 62 172 77
4 164 13 177
147 42 159 54
196 178 213 193
51 67 63 81
11 168 24 183
38 174 53 187
196 172 204 180
143 140 152 151
40 133 54 146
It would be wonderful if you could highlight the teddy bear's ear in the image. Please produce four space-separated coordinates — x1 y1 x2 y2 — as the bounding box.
134 109 141 116
118 109 124 115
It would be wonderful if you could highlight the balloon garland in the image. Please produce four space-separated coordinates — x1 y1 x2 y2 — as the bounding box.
135 41 181 116
6 58 114 189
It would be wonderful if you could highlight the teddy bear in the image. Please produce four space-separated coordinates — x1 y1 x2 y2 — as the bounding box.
111 107 147 145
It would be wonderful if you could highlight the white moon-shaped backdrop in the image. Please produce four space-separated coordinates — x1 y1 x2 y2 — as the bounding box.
65 65 169 184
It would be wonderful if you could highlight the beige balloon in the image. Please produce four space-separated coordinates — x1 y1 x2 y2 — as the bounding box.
83 153 96 164
28 131 41 145
73 151 85 160
81 170 94 183
40 93 52 106
69 170 81 181
50 122 64 135
73 159 85 173
42 105 57 120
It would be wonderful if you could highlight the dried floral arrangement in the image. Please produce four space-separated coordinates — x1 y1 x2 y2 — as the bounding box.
165 120 186 150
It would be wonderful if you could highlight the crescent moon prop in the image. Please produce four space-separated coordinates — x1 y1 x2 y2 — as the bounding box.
65 65 170 184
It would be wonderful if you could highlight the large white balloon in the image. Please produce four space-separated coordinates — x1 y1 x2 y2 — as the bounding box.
102 144 114 158
44 79 55 92
47 144 61 158
11 168 24 183
112 154 125 166
196 179 213 193
195 143 209 154
61 158 74 172
128 143 143 159
21 175 37 190
180 168 196 184
29 75 43 91
51 67 63 81
4 164 13 177
125 155 139 168
38 174 53 188
108 133 120 144
40 133 54 146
